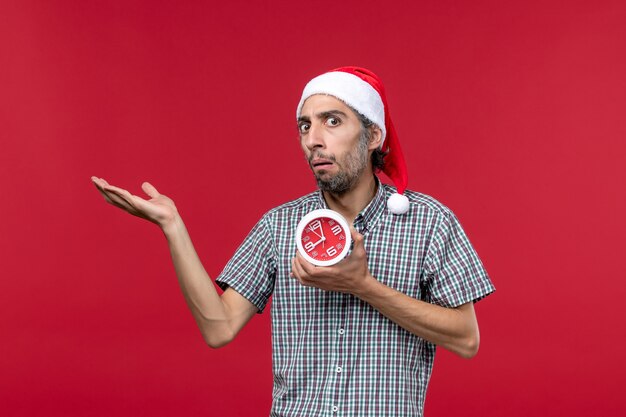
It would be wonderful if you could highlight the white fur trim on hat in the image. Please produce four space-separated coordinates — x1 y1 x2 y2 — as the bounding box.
297 71 387 146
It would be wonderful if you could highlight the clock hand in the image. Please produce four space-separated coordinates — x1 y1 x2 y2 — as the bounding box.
321 226 326 248
307 221 323 239
311 236 326 249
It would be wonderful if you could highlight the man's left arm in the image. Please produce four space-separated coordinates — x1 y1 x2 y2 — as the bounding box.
291 227 481 359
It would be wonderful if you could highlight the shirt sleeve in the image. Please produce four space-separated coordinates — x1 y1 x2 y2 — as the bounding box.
423 211 495 308
215 215 277 313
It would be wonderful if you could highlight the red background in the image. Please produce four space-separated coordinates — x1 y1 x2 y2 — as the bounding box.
1 1 625 416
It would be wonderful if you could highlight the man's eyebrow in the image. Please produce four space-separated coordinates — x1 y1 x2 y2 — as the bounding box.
317 110 348 119
298 110 348 123
297 110 349 124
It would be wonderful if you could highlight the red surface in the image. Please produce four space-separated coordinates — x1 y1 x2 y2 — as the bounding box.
1 1 625 416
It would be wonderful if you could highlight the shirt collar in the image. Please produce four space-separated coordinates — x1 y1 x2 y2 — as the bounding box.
315 176 387 234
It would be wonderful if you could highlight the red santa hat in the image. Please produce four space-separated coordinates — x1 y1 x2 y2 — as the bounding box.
297 66 410 215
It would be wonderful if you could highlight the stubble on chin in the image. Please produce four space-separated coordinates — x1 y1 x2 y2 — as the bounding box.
315 149 367 195
315 171 353 195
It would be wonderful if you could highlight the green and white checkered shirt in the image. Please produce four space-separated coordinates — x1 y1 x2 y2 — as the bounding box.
217 179 494 416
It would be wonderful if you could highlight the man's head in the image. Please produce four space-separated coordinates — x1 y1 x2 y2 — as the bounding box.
296 67 410 214
297 94 382 195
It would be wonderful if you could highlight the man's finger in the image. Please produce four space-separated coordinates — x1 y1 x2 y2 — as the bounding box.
104 185 139 205
95 188 114 205
102 189 135 211
92 178 142 211
290 257 300 279
295 251 319 276
103 187 143 212
350 226 365 251
91 177 107 191
142 182 160 198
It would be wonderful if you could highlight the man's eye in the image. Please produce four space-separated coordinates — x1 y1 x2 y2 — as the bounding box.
299 123 310 133
326 117 340 126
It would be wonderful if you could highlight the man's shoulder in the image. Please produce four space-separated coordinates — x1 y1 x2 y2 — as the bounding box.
262 190 320 219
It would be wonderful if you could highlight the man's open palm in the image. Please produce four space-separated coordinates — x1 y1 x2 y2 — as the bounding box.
91 177 178 229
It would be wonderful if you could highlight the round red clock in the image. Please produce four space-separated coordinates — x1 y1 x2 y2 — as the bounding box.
295 209 352 266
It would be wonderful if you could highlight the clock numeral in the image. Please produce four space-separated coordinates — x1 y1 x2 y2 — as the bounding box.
302 236 310 242
307 220 322 233
326 247 337 257
329 220 336 226
336 243 343 250
304 241 315 252
331 225 342 236
339 235 345 240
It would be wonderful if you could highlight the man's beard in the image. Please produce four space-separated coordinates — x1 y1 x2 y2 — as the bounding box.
310 134 369 195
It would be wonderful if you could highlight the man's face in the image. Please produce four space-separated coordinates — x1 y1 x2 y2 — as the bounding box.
297 95 370 194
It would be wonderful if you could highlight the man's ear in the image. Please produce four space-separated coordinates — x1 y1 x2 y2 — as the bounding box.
368 126 383 150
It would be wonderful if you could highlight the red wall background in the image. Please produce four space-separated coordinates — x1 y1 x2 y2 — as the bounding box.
1 1 625 416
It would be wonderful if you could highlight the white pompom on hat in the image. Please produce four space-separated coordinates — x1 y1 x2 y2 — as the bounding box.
297 66 410 215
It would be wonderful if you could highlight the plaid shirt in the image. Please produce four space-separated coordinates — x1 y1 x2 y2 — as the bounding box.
217 179 494 417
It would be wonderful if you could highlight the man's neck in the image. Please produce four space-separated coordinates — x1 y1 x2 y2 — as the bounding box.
322 173 378 224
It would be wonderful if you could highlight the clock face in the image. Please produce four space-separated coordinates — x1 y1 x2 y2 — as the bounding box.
295 209 352 266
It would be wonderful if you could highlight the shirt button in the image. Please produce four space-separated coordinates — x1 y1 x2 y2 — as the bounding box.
338 328 345 335
332 406 339 413
336 366 342 373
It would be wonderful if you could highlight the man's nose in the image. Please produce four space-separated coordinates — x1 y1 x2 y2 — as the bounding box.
304 124 325 150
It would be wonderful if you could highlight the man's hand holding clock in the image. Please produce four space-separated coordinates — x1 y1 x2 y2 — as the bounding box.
291 222 375 297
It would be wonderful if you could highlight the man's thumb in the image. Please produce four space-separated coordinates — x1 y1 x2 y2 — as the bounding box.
142 182 160 198
350 226 364 251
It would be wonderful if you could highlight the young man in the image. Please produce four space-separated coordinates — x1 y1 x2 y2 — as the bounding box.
92 67 494 416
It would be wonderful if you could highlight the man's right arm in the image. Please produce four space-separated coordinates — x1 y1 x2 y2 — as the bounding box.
163 216 258 348
92 177 257 348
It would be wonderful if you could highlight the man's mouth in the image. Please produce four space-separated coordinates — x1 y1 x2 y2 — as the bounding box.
311 158 334 169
